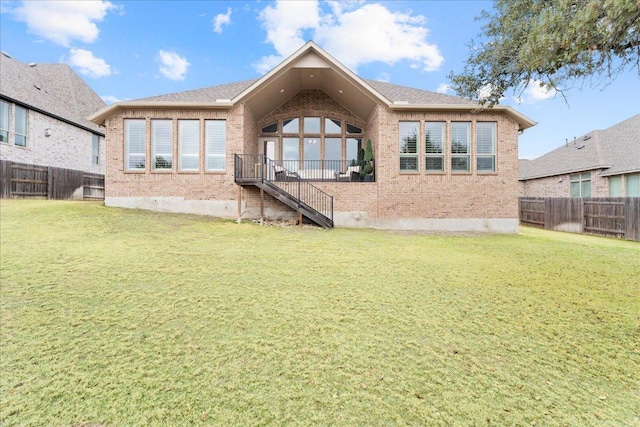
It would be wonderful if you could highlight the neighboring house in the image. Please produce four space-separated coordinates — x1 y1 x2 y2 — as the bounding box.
519 114 640 198
0 51 106 175
89 41 535 232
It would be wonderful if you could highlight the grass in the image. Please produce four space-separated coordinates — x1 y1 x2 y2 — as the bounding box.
1 200 639 426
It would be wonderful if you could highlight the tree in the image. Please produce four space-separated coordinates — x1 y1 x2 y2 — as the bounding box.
448 0 640 106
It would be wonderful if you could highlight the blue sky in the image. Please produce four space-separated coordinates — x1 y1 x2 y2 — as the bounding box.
1 0 638 159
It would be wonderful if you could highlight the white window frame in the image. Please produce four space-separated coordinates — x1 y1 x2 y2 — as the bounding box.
450 122 470 172
424 122 445 172
0 100 9 144
205 120 226 171
476 122 496 173
179 120 200 171
14 105 27 147
125 119 146 171
152 120 173 170
399 121 419 171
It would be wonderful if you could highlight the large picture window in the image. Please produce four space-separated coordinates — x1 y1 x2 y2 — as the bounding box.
179 120 200 171
399 121 419 171
152 120 173 170
476 122 496 172
125 119 146 170
424 122 444 172
0 101 8 143
451 122 470 172
205 120 226 171
14 105 27 147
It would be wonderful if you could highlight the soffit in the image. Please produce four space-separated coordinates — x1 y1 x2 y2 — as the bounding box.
241 50 384 122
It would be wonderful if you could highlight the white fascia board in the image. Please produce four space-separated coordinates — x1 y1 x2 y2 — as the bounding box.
389 103 537 131
88 101 233 125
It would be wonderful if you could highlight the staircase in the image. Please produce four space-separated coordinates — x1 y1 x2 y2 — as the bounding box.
234 154 334 228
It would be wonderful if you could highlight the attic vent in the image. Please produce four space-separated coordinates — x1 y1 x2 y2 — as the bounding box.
0 51 10 58
583 135 591 140
29 62 37 67
34 84 41 90
575 144 585 149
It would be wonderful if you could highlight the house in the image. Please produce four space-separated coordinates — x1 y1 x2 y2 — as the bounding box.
89 41 535 232
519 114 640 198
0 51 106 181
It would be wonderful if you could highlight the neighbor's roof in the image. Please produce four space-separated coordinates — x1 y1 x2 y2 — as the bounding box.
89 41 535 131
0 52 106 134
519 114 640 180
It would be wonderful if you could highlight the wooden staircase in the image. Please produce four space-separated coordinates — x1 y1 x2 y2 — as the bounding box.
234 155 334 228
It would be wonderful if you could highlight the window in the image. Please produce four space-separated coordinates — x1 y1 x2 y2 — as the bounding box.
346 123 362 134
608 176 622 197
476 122 496 172
261 123 277 133
206 120 226 171
627 174 640 197
570 172 591 197
346 138 360 165
0 101 8 143
424 122 444 172
303 117 320 134
15 105 27 147
282 137 299 170
304 137 320 169
152 120 173 170
282 118 299 133
451 122 470 172
179 120 199 171
92 134 100 165
125 119 146 170
325 118 341 134
399 121 418 171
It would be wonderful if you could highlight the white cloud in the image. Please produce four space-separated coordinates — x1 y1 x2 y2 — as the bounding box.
157 50 190 81
436 83 452 95
376 72 390 83
516 80 557 104
255 1 443 74
101 95 124 105
68 48 111 78
10 0 116 47
213 7 232 34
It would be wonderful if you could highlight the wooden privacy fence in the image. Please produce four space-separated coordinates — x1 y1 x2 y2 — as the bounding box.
519 197 640 242
0 160 104 201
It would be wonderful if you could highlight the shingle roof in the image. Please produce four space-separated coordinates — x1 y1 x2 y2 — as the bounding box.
364 79 477 106
137 79 258 102
0 52 106 133
122 78 475 106
519 114 640 179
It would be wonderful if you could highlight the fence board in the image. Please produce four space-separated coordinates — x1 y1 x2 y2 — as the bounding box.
83 174 105 200
11 162 48 199
0 160 11 198
519 197 640 242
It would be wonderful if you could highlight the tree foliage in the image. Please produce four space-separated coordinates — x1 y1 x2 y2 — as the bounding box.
449 0 640 106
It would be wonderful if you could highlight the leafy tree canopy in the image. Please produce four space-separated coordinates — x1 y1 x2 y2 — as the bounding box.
449 0 640 106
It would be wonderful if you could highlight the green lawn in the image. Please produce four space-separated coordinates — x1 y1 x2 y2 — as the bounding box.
1 200 638 426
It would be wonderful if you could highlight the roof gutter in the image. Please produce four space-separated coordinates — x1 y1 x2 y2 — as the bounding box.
89 100 234 125
1 94 105 136
389 103 537 131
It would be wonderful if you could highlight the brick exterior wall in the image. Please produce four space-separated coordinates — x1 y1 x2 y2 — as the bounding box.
103 90 523 231
519 169 609 197
0 103 105 174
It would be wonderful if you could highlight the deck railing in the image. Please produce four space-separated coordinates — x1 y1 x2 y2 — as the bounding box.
234 154 334 221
